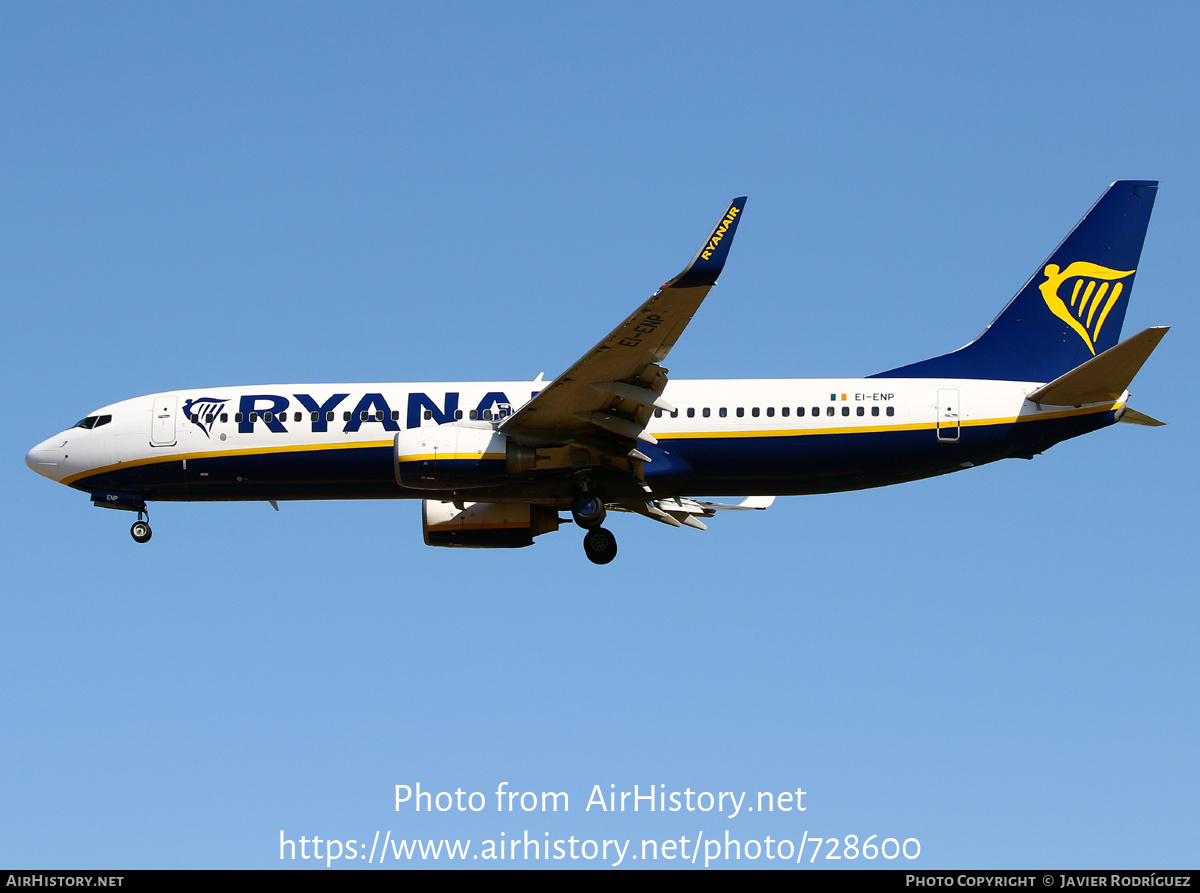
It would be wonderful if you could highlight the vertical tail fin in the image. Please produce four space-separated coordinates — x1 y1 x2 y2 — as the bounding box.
873 180 1158 382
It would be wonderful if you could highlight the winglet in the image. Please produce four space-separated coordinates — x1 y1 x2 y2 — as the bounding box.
664 197 747 289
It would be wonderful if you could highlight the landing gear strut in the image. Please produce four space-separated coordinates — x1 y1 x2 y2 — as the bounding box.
130 504 151 544
582 527 617 565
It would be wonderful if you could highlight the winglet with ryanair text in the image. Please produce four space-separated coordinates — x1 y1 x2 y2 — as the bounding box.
665 196 747 289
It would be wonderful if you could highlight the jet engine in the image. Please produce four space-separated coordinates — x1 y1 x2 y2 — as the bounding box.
422 500 561 548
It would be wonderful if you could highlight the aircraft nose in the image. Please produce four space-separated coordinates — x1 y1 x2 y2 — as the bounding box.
26 436 67 480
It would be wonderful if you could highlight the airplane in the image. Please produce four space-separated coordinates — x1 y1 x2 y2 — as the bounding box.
26 181 1168 564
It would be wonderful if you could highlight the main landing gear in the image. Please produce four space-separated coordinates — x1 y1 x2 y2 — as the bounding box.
571 493 616 565
582 526 617 565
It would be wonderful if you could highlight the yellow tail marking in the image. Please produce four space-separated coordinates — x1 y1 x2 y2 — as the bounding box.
1086 281 1109 328
1038 262 1135 355
1093 282 1123 343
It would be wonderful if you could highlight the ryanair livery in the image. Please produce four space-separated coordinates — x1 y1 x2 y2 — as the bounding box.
26 183 1168 564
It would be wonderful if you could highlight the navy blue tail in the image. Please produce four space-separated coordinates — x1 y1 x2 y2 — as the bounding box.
872 181 1158 382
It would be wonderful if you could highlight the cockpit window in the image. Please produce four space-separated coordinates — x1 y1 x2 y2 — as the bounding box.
74 414 112 430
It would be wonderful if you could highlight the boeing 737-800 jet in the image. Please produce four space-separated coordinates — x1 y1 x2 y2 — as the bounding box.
26 182 1167 564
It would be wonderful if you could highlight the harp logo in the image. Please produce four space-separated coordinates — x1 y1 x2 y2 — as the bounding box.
1038 262 1135 355
181 397 229 438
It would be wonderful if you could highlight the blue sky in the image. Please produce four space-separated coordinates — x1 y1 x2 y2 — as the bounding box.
3 2 1198 869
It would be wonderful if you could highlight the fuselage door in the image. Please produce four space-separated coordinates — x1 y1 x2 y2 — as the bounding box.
936 388 960 442
150 396 178 447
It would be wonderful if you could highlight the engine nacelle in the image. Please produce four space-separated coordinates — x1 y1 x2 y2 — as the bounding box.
422 500 561 548
395 424 510 490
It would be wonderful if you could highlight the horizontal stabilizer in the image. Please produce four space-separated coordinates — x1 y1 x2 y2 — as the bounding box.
1118 408 1166 427
1026 327 1169 406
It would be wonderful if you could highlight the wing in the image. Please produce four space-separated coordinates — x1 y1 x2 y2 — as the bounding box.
500 197 747 455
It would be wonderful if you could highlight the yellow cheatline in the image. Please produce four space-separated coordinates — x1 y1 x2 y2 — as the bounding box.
396 452 505 463
655 403 1119 442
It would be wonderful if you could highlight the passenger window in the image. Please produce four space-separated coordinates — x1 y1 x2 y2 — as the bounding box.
856 406 864 416
235 413 243 423
205 414 215 424
825 407 834 417
781 407 789 417
360 411 368 421
220 413 228 423
812 407 820 416
250 412 258 422
702 407 711 418
752 407 760 417
841 406 850 416
654 409 662 418
326 411 334 422
797 407 805 417
424 410 432 420
311 411 319 421
887 406 895 417
767 407 775 417
343 411 351 421
190 413 199 423
454 410 463 420
687 408 695 418
469 409 478 420
719 407 727 418
670 409 678 418
871 406 879 417
482 409 493 420
737 407 744 418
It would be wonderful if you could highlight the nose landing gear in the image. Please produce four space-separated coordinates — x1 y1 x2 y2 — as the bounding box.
130 519 152 543
90 491 154 544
